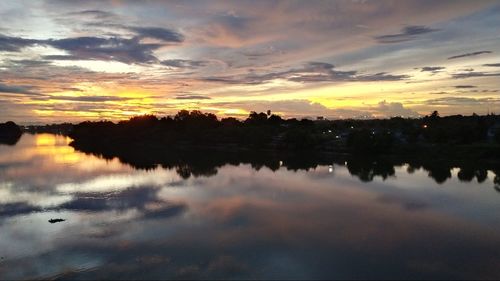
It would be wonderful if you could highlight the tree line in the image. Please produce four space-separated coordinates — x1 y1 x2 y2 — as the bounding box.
67 110 500 155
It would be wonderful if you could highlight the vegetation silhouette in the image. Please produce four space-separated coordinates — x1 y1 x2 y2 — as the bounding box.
24 123 73 135
47 109 500 191
0 121 22 145
69 110 500 154
72 138 500 192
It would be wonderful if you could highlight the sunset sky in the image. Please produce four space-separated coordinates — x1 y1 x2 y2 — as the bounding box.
0 0 499 123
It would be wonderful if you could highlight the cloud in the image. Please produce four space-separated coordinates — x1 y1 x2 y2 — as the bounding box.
373 100 420 117
454 85 476 89
0 1 497 122
203 62 409 85
46 184 188 221
286 62 358 83
429 92 449 95
211 99 347 118
212 99 418 119
174 94 211 100
49 95 132 102
55 186 161 212
0 82 38 96
66 9 116 19
424 97 500 106
46 37 164 64
0 34 41 52
161 59 208 68
483 63 500 67
420 66 445 73
374 25 438 44
59 87 84 92
356 72 410 82
447 51 492 60
129 27 184 42
41 55 85 61
0 202 42 217
452 71 500 79
2 59 52 67
1 29 184 64
241 46 278 58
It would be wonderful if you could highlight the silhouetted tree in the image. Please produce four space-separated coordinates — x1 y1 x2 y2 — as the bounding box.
0 121 22 145
245 111 268 126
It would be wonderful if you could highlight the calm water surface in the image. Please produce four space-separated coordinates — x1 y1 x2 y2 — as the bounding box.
1 134 500 279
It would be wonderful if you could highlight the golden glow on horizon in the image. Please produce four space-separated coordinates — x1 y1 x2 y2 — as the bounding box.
16 72 500 121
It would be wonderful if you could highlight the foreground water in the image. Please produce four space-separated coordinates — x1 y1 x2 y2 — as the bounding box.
1 134 500 279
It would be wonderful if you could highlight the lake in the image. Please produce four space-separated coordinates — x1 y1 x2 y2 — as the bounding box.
1 134 500 279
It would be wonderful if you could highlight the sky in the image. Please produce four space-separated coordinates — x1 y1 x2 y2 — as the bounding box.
0 0 499 123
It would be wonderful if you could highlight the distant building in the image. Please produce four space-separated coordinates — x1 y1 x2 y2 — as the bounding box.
317 116 324 120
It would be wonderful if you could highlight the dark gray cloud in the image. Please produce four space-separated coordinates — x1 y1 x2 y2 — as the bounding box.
46 37 163 64
447 51 492 60
203 62 409 84
161 59 208 68
420 66 445 73
452 71 500 79
59 87 84 92
356 72 410 82
174 94 211 100
374 25 438 44
0 82 38 96
129 27 184 42
1 29 184 64
425 97 499 106
454 85 476 89
81 21 184 42
483 63 500 67
287 62 358 82
41 55 84 61
3 59 52 67
0 34 41 52
0 202 42 217
66 9 116 19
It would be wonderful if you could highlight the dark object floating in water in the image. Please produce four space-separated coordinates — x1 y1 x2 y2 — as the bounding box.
48 218 65 224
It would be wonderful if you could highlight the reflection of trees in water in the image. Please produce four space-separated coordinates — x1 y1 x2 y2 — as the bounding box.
457 167 489 183
0 121 22 146
174 164 218 179
346 159 395 182
475 170 488 183
0 134 21 146
494 170 500 193
71 142 500 192
426 165 452 184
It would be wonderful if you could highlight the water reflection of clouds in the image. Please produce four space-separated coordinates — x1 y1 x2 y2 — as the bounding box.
1 134 500 279
56 170 180 194
0 182 72 208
